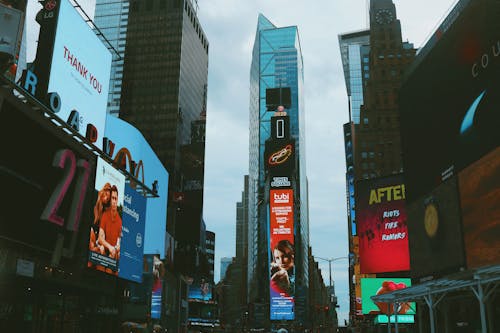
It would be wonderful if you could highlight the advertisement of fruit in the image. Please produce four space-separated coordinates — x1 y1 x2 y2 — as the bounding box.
360 278 415 315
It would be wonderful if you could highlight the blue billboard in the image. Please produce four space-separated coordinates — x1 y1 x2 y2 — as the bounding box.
347 169 356 235
119 184 147 282
104 114 169 258
188 278 213 302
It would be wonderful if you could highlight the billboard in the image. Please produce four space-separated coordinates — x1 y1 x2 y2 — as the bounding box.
87 157 125 275
269 189 295 320
407 177 465 280
188 278 213 302
151 254 164 319
360 278 415 315
357 175 410 274
265 140 295 176
0 98 95 256
47 0 112 150
0 3 23 61
347 170 356 235
104 114 169 257
459 147 500 268
119 184 147 282
399 0 500 203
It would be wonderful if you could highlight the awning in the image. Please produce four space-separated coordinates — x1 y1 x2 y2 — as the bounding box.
370 265 500 333
371 265 500 304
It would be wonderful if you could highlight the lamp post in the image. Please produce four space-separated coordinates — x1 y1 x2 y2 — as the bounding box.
315 256 348 289
315 256 349 332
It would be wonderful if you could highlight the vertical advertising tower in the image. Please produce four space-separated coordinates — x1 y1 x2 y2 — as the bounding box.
248 14 309 327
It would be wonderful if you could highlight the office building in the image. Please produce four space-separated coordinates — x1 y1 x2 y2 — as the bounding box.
94 0 129 116
248 14 309 327
118 0 209 275
354 0 416 181
220 257 232 281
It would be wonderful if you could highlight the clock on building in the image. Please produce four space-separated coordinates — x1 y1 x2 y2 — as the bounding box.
375 8 395 25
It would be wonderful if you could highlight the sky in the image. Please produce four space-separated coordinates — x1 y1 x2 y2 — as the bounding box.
24 0 458 325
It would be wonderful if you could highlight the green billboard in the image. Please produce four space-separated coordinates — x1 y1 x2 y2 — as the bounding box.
360 278 415 315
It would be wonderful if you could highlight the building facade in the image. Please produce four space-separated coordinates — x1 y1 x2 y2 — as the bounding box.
118 0 209 276
248 14 309 328
354 0 416 181
94 0 129 117
339 0 416 328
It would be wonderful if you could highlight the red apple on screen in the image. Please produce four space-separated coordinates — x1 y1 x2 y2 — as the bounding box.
374 281 411 314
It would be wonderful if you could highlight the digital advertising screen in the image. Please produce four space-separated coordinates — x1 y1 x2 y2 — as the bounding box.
399 0 499 203
265 140 295 176
407 177 465 280
360 278 415 316
151 254 164 319
118 184 147 282
459 147 500 269
104 114 169 258
188 278 213 302
87 157 125 275
356 175 410 274
347 170 356 236
269 189 295 321
47 0 112 150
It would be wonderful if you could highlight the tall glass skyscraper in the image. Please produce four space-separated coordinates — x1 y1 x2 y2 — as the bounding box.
248 14 309 326
338 30 370 125
94 0 130 116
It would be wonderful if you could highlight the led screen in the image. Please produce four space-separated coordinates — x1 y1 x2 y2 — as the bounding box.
104 114 169 258
151 254 164 319
269 189 295 321
188 278 213 302
47 0 112 150
357 175 410 274
118 184 147 282
347 170 356 236
459 147 500 268
407 177 465 280
87 157 125 276
399 0 499 203
360 278 415 315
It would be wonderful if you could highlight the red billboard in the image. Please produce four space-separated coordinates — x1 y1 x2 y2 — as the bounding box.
459 147 500 269
357 175 410 274
269 189 295 320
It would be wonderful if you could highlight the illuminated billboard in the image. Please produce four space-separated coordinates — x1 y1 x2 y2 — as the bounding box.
47 0 112 150
188 278 213 302
459 147 500 269
119 184 147 282
407 177 465 280
87 157 125 276
360 278 415 315
357 174 410 274
151 254 164 319
265 139 296 176
104 114 169 258
347 170 356 235
399 0 499 203
269 189 295 320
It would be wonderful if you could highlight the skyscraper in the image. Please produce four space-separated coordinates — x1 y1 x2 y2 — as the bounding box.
118 0 209 274
94 0 129 116
339 0 416 326
220 257 232 281
248 14 309 326
355 0 416 180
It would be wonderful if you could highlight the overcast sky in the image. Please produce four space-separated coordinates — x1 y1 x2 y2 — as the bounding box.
25 0 458 325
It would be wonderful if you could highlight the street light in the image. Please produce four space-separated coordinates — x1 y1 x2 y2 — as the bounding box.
315 256 349 289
